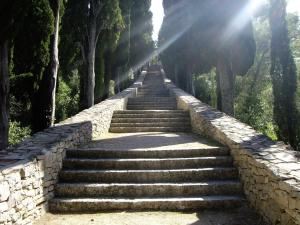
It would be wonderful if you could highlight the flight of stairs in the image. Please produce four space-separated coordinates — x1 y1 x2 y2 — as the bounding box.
110 72 191 132
49 70 244 212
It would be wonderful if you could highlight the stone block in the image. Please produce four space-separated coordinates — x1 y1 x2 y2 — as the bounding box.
0 201 9 212
0 181 10 202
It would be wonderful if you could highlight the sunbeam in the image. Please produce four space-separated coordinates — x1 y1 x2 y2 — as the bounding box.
221 0 265 42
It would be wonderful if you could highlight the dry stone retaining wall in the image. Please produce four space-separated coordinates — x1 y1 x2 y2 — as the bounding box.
163 76 300 225
0 73 145 225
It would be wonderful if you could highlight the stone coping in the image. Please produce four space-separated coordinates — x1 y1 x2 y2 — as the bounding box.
162 74 300 225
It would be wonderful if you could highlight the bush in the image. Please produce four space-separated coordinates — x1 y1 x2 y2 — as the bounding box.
193 69 217 108
9 121 31 146
55 77 79 122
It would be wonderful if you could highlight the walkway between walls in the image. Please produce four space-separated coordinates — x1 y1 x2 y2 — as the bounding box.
34 69 269 225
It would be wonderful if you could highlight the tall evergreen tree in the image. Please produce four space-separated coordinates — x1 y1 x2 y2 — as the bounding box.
33 0 65 131
130 0 154 70
0 1 29 149
112 0 134 94
63 0 123 109
159 0 255 116
269 0 299 149
14 0 55 132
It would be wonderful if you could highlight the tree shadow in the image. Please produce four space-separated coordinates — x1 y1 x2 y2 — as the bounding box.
187 204 270 225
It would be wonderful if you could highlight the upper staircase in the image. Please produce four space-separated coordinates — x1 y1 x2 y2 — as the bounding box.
49 69 244 212
110 71 191 132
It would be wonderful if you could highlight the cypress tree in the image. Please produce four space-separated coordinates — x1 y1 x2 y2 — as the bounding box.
159 0 256 115
0 1 30 149
269 0 299 149
10 0 54 132
130 0 154 70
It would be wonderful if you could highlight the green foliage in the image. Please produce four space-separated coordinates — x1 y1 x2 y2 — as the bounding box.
13 0 54 83
8 121 31 146
193 70 217 108
55 76 80 122
235 77 277 140
9 73 34 125
269 0 299 150
130 0 154 69
234 14 277 140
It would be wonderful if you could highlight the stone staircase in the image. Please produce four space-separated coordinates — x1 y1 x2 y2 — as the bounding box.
49 71 244 212
110 72 191 132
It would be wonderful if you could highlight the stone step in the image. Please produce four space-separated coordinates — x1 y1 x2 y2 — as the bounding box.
128 97 176 102
137 91 169 94
136 94 170 97
112 114 189 118
66 147 230 159
49 196 244 212
113 110 187 114
137 91 168 94
126 104 177 108
127 102 176 106
109 126 191 132
55 181 243 198
110 122 189 128
138 86 166 89
111 118 190 123
59 168 238 183
137 87 169 93
126 106 177 110
63 156 233 170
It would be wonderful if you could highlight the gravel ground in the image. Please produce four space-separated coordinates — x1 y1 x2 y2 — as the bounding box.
34 204 269 225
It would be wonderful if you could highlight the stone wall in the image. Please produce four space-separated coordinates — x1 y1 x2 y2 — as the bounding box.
0 73 145 225
164 76 300 225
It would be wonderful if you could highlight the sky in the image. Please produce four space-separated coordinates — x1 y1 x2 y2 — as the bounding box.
150 0 164 41
150 0 300 41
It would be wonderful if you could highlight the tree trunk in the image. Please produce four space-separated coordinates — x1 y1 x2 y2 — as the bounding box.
49 0 60 125
82 24 97 108
115 67 121 94
186 65 195 96
94 47 105 104
216 56 235 116
0 40 9 149
103 50 112 100
216 69 222 111
81 0 104 109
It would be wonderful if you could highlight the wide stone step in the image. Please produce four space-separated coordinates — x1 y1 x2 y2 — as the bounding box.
127 102 176 106
128 97 176 102
55 181 242 198
111 118 190 123
138 88 166 91
126 106 177 110
112 114 189 118
126 104 177 108
113 110 188 114
138 88 168 91
109 127 191 132
66 147 230 159
49 196 244 212
59 168 238 183
110 122 190 128
112 113 189 118
63 157 233 170
136 95 170 97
